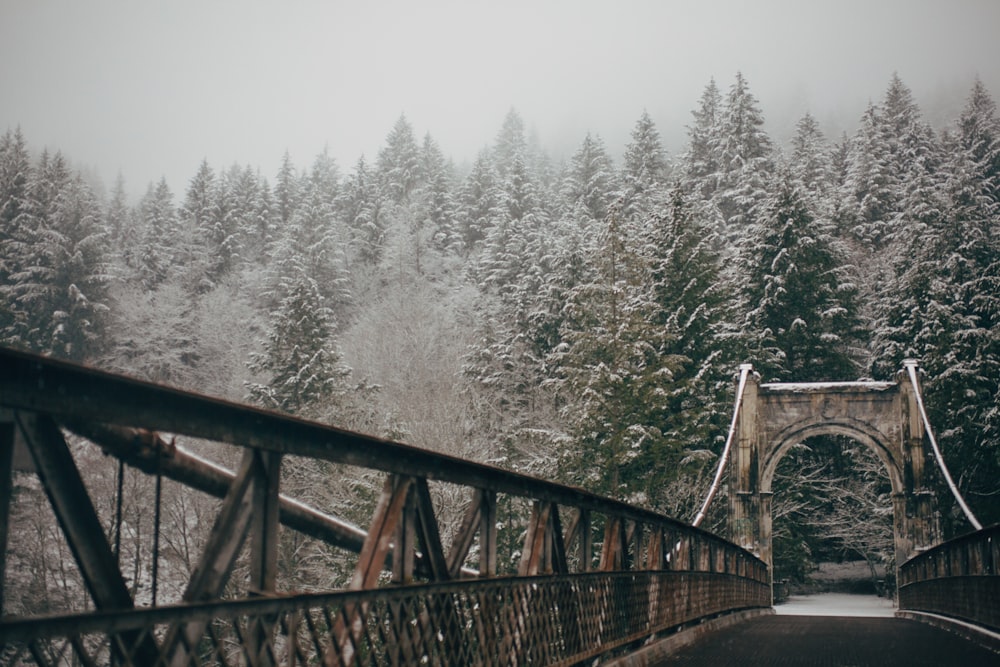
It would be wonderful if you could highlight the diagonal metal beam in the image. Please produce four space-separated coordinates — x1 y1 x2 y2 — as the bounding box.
165 450 257 667
412 478 449 582
16 412 160 663
17 412 135 609
183 449 256 602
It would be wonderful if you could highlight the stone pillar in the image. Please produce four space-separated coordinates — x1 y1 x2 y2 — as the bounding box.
729 366 762 560
897 360 941 562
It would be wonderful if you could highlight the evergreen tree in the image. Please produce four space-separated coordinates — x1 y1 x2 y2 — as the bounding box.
0 128 33 338
1 150 109 359
621 111 669 220
743 175 861 382
789 113 833 204
559 132 619 223
273 151 302 232
415 133 458 252
104 172 131 257
682 78 723 200
553 201 676 503
135 177 181 290
872 81 1000 528
44 174 111 360
377 115 420 204
247 273 353 418
494 108 528 178
183 159 221 288
956 77 1000 200
338 155 386 265
455 149 498 253
1 151 72 350
270 154 350 314
715 72 775 232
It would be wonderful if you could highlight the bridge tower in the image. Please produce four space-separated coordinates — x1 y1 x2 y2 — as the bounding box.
728 361 941 574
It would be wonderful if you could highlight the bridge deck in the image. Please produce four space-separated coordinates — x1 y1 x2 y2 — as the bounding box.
651 614 997 666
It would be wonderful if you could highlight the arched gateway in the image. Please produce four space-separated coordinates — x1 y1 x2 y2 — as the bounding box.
729 360 940 572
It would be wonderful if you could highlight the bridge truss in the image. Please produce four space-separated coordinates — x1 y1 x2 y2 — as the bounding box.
0 347 769 666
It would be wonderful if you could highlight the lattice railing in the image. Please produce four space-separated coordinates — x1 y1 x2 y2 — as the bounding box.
898 524 1000 632
0 571 769 666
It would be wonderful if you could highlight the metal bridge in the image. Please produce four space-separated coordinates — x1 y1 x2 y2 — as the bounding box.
0 347 996 665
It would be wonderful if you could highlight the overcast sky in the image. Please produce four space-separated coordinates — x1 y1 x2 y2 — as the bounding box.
2 0 999 199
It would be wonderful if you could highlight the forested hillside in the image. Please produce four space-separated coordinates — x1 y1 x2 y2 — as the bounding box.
2 73 998 606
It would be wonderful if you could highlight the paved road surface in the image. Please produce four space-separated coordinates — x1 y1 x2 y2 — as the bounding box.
653 596 997 666
775 593 895 617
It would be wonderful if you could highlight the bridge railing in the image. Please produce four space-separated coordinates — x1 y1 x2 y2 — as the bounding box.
0 347 769 665
898 524 1000 633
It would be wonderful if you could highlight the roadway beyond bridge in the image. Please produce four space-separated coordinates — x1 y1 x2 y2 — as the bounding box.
647 613 999 666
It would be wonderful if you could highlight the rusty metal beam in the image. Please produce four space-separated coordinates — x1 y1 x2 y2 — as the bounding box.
519 501 552 576
352 475 413 591
412 478 449 582
0 348 727 548
549 504 568 575
66 421 367 553
184 450 256 602
446 488 484 578
164 451 256 667
250 450 282 594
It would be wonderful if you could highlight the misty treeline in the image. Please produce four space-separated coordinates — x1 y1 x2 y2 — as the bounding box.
2 72 999 610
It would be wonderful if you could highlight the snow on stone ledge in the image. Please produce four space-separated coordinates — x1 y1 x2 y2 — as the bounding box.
760 381 896 393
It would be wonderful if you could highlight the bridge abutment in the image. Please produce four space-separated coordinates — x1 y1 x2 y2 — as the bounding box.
728 365 941 581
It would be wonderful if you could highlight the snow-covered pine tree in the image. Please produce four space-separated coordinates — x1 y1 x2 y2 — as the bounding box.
871 81 1000 530
493 108 528 179
247 273 352 418
553 200 674 504
0 128 33 341
338 155 386 265
714 72 775 235
621 111 669 221
273 151 302 232
559 132 619 224
415 132 459 253
643 186 733 454
377 115 421 205
455 149 498 254
742 174 861 382
789 113 834 206
1 148 110 359
135 177 181 290
269 150 350 315
682 78 723 201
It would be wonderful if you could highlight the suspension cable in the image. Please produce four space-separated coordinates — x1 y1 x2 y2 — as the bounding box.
113 458 124 562
151 449 163 606
904 360 982 531
692 364 753 527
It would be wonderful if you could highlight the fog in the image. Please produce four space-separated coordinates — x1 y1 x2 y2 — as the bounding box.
2 0 998 197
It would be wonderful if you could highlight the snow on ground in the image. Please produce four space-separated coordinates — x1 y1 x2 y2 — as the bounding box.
774 593 896 617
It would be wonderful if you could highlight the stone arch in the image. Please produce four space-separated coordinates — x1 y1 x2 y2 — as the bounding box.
760 419 904 497
727 363 941 584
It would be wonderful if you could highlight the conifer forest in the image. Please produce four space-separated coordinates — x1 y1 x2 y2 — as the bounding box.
2 72 999 613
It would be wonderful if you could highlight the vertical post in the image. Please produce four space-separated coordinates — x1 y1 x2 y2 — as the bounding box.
392 477 416 584
0 414 14 615
249 450 282 594
579 509 592 572
480 489 497 576
248 450 282 666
